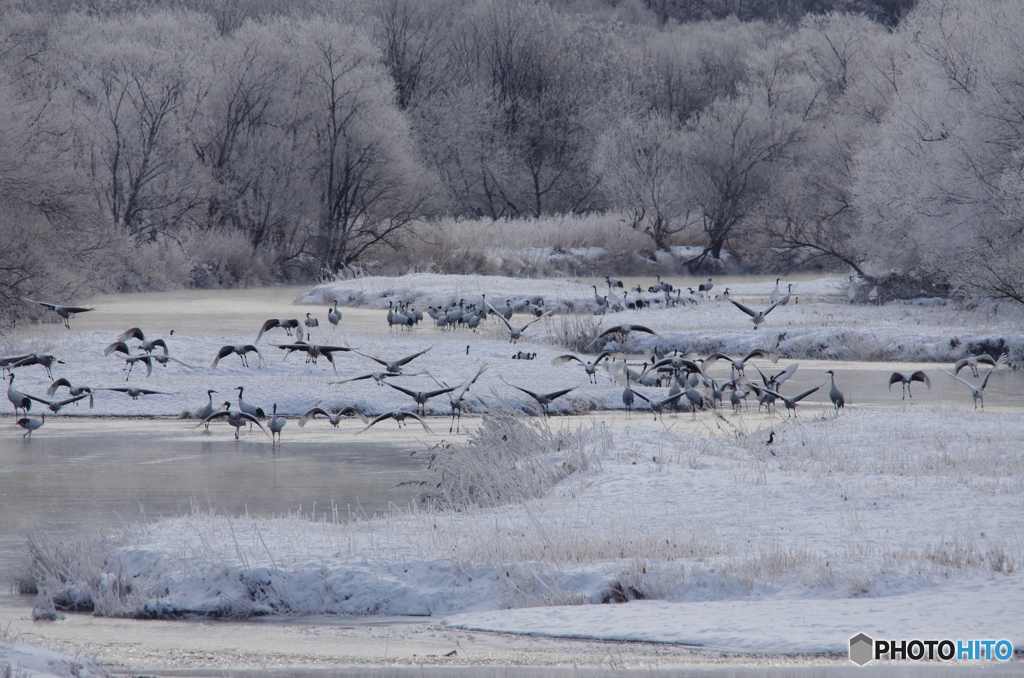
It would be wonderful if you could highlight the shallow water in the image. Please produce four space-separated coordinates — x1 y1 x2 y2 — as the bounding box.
0 418 422 577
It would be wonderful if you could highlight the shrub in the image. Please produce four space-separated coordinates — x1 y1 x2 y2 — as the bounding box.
414 409 599 510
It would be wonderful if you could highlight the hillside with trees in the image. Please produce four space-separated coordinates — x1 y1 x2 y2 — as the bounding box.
4 0 1024 326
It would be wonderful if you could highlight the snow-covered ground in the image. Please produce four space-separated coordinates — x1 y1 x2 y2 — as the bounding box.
25 410 1024 653
6 274 1024 657
306 272 1022 362
0 641 109 678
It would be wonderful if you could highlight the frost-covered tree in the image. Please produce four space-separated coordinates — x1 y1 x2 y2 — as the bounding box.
851 0 1024 302
593 113 688 250
424 0 626 217
53 12 214 243
194 22 307 252
290 18 437 270
680 87 802 268
0 13 106 324
763 13 899 276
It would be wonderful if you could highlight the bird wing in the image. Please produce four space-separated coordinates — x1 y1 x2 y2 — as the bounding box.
103 341 132 357
510 383 541 401
56 393 89 407
659 392 685 407
256 318 279 342
24 299 57 311
149 339 169 353
10 355 40 368
975 355 997 368
943 370 974 390
979 369 994 390
499 376 540 401
701 353 731 370
402 411 435 435
453 365 488 399
396 346 433 366
630 325 662 337
728 298 756 318
198 410 232 426
211 345 235 368
521 309 555 329
485 303 514 331
761 300 783 317
298 407 332 427
791 384 821 402
953 358 969 375
743 348 779 364
24 393 53 406
243 345 264 363
338 406 369 423
631 389 653 404
386 382 418 398
47 378 72 396
542 386 577 401
774 363 800 386
593 351 616 366
117 327 145 342
359 412 395 433
426 386 458 398
63 306 94 314
888 372 903 389
910 370 930 387
319 345 354 353
239 412 270 436
137 388 171 395
677 359 707 377
272 343 307 351
551 354 582 366
354 350 390 368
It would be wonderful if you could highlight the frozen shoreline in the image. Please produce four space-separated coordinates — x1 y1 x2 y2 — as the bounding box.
22 410 1024 655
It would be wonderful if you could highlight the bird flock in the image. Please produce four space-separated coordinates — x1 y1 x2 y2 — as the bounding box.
5 281 1016 440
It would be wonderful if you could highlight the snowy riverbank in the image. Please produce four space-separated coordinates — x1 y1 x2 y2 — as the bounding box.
25 409 1024 653
0 641 109 678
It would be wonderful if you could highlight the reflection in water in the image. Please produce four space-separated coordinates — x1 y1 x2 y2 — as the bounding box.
0 418 422 577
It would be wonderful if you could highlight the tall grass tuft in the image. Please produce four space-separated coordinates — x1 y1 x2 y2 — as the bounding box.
414 409 601 510
542 312 605 353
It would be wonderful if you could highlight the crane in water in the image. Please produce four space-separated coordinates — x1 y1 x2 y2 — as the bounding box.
889 371 930 399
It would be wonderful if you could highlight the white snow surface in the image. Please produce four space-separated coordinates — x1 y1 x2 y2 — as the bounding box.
445 579 1024 652
0 642 109 678
30 411 1024 653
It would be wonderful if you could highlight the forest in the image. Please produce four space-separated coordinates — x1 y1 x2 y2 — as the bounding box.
2 0 1024 325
